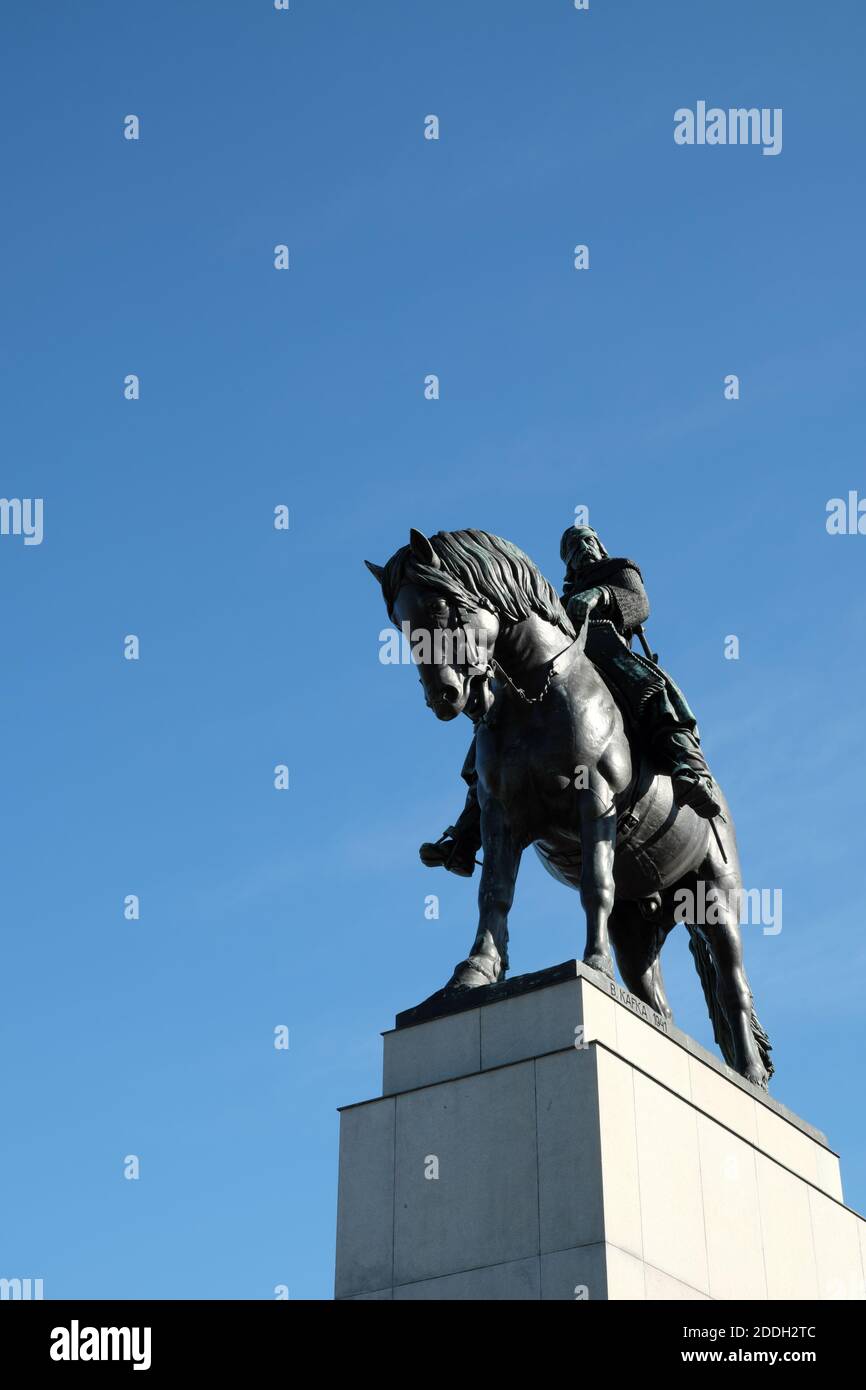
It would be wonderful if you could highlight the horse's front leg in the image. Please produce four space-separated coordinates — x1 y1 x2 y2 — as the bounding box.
447 793 521 990
578 781 617 979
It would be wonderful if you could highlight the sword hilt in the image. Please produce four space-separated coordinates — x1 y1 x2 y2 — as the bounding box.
636 624 658 664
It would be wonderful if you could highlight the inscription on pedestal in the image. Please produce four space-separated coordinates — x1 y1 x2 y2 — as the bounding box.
606 980 668 1033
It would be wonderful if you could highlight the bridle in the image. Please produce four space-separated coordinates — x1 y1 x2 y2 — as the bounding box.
423 596 582 712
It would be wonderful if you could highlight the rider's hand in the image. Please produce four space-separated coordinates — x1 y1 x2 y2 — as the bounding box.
566 586 605 629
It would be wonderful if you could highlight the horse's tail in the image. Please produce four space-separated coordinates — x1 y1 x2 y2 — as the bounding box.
686 925 774 1080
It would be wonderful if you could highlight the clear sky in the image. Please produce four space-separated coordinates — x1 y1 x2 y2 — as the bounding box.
1 0 865 1300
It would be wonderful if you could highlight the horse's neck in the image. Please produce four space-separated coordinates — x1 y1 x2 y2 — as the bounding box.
497 614 575 679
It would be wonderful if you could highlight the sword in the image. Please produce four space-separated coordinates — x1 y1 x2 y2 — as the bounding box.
709 815 728 861
635 623 658 664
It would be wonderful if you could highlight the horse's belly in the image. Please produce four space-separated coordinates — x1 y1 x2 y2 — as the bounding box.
614 778 710 897
534 838 582 891
535 778 710 900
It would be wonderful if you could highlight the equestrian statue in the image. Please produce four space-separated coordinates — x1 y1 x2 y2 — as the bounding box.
365 524 772 1088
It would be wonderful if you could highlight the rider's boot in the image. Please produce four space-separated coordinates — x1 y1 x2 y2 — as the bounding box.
419 790 482 877
653 728 723 819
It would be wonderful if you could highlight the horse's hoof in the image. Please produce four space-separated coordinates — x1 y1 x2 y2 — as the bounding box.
583 951 615 981
445 955 501 991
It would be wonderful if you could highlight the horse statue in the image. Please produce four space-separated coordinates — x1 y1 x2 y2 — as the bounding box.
366 528 772 1089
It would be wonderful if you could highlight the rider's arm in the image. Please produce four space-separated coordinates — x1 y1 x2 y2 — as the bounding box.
604 563 650 632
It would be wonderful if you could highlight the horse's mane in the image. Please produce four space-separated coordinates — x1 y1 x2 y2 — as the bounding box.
381 529 575 637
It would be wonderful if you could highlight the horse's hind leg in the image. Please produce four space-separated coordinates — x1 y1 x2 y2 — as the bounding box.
692 832 770 1087
697 903 768 1087
608 900 674 1021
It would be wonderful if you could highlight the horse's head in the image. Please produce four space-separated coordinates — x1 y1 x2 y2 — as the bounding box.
366 528 500 721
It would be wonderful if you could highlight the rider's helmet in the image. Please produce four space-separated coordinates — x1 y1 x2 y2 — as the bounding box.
559 524 609 571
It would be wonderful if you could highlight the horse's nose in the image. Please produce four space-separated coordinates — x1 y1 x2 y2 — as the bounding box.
439 684 461 707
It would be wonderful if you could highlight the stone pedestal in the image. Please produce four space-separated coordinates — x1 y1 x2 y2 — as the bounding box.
335 961 866 1300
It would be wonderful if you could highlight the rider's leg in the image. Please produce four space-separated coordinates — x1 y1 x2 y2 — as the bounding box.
642 691 722 818
419 783 482 877
586 628 722 819
655 727 723 817
420 736 482 876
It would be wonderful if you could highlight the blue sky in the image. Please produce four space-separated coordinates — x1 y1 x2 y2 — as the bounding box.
1 0 864 1299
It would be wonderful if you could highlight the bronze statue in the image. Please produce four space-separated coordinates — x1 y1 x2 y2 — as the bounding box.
366 527 772 1088
418 524 721 878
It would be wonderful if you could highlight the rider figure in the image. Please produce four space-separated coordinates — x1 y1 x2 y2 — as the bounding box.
419 523 723 877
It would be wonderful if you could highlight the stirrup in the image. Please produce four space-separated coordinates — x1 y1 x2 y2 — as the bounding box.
672 768 722 818
418 827 478 877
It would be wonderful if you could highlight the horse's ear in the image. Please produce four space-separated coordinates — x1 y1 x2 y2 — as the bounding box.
409 527 440 569
364 560 385 584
